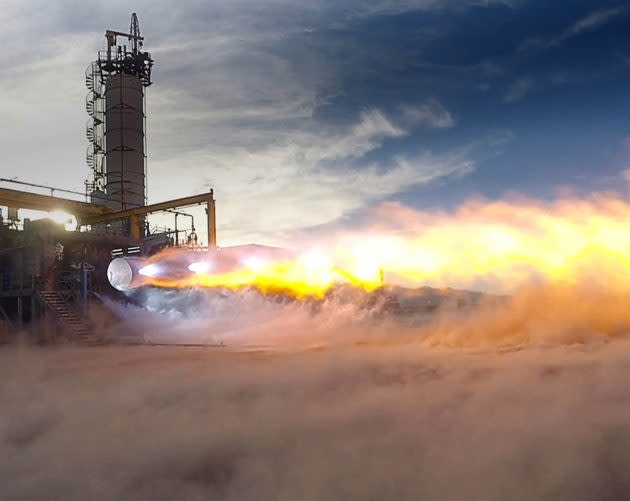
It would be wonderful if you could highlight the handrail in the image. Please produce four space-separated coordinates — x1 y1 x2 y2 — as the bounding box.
0 273 44 295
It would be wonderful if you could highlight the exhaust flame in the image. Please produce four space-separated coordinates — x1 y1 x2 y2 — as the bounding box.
149 251 382 299
138 264 161 277
139 192 630 297
188 261 214 274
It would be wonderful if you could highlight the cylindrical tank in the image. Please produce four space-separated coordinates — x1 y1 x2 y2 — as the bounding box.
89 189 113 234
104 74 146 213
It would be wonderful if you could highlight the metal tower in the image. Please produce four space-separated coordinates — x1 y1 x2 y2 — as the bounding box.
85 13 154 236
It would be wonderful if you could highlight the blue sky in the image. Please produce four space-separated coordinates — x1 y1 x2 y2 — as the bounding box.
1 0 629 245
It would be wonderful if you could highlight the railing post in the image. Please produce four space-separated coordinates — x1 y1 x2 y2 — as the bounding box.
80 265 89 317
17 296 23 328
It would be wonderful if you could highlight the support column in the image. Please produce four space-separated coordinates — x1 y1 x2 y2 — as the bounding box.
80 265 89 317
17 296 23 328
130 214 142 239
206 190 217 249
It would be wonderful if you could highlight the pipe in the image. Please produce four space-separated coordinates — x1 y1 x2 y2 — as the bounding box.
175 213 179 246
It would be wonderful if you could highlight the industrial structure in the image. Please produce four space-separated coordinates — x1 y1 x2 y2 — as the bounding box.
0 14 217 344
85 12 153 235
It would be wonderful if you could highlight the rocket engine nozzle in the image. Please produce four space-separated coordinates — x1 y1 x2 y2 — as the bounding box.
107 256 146 291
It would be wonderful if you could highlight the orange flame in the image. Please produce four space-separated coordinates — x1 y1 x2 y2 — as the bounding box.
143 192 630 297
145 249 383 299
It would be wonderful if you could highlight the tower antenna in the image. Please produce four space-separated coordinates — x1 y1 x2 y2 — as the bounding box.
130 13 141 53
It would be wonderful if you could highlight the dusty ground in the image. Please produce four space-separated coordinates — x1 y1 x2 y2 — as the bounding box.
2 339 630 500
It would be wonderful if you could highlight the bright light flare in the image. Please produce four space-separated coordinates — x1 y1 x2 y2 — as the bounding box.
48 211 77 231
138 264 161 277
242 257 266 271
188 261 214 274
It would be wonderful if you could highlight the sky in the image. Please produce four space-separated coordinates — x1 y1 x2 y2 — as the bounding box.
1 0 629 246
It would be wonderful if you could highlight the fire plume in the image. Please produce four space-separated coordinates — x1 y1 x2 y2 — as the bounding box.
141 192 630 297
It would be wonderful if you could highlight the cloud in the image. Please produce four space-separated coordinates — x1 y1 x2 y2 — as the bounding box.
401 98 456 128
331 109 407 158
503 77 535 103
571 6 627 35
148 108 475 245
518 6 628 52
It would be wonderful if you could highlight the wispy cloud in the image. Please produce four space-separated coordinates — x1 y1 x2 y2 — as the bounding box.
149 108 475 244
518 6 628 52
571 7 626 35
401 98 456 129
503 77 535 103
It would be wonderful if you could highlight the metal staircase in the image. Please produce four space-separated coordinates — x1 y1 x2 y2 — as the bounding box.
37 291 104 345
85 62 106 192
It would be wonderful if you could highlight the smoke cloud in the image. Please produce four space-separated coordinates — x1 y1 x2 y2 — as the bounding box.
4 283 630 500
103 278 630 350
3 339 630 500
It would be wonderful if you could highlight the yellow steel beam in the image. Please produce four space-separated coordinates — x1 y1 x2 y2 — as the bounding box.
81 192 215 226
207 196 217 249
0 188 110 217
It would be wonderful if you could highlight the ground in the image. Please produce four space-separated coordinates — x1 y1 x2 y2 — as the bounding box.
2 339 630 500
